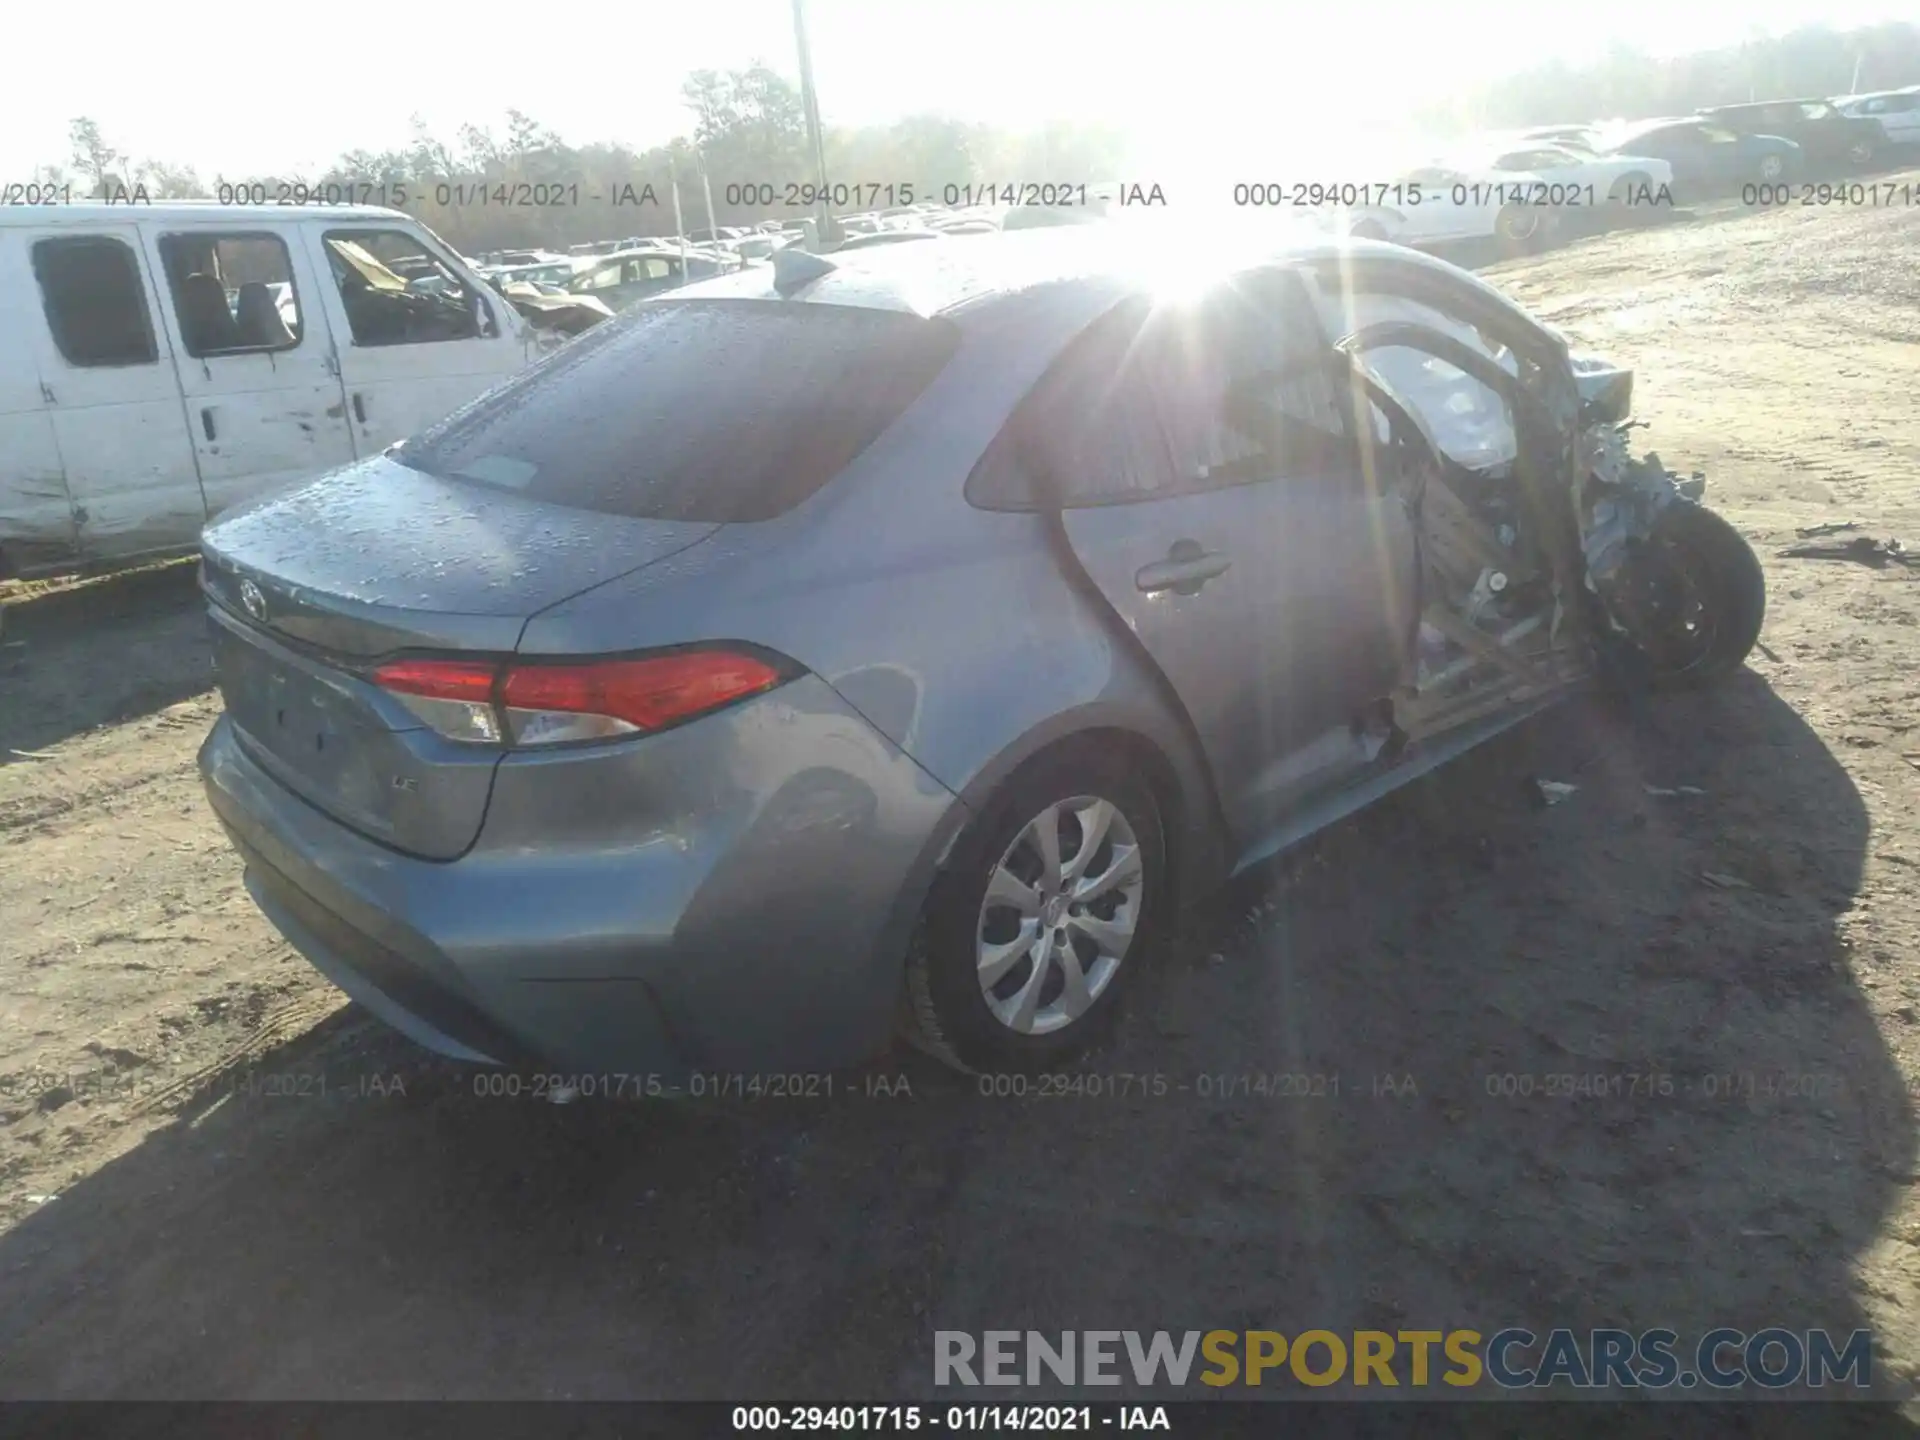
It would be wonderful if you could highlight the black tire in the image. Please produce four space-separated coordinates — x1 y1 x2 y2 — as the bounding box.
1350 220 1390 241
903 745 1166 1074
1847 137 1876 169
1601 502 1766 689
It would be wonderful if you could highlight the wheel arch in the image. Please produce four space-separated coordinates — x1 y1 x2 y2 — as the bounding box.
933 708 1226 917
860 702 1229 1026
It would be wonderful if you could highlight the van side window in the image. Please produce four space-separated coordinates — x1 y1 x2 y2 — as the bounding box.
31 236 158 369
322 229 496 347
157 232 303 357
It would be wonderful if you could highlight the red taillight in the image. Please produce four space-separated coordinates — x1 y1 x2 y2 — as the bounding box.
372 658 499 702
372 650 787 747
503 652 785 733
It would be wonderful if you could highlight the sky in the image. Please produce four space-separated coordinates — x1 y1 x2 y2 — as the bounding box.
4 1 1911 182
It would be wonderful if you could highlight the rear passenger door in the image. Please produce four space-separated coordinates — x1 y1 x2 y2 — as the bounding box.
143 221 357 521
303 224 527 454
1038 271 1419 845
19 225 206 563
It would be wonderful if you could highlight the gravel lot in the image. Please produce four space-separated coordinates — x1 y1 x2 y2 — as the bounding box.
3 188 1919 1410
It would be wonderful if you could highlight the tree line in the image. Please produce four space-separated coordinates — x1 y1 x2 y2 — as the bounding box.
32 68 1128 254
30 21 1920 252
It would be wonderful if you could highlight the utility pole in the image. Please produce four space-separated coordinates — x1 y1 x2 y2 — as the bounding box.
791 0 834 247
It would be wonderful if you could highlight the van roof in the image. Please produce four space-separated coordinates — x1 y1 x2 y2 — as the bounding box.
0 202 412 228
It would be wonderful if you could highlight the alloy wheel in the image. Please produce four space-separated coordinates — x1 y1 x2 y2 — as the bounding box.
1499 208 1541 241
975 796 1143 1035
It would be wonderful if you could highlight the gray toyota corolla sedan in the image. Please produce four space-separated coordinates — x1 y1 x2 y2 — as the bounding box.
198 227 1763 1077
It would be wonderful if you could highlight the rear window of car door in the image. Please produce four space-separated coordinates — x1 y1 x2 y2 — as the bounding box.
969 270 1351 510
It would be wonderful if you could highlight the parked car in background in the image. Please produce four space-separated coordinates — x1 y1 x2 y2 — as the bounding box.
482 261 576 291
1477 141 1675 216
1834 87 1920 149
1001 204 1108 231
727 234 784 261
196 230 1764 1082
1596 119 1802 198
478 249 564 267
832 229 944 251
1698 99 1882 172
1520 125 1604 148
1335 160 1551 248
565 245 743 311
930 208 1000 232
1 204 547 581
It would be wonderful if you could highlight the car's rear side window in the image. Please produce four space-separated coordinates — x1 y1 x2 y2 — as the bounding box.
968 269 1351 510
396 299 960 522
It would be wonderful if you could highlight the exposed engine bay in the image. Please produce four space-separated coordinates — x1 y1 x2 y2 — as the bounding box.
1336 306 1741 746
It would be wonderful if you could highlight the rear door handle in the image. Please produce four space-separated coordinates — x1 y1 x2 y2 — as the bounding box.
1135 545 1231 595
201 407 217 442
352 393 367 423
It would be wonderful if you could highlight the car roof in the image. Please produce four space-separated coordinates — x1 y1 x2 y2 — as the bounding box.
591 244 721 261
1614 117 1694 136
658 224 1517 326
1703 98 1828 112
0 201 412 228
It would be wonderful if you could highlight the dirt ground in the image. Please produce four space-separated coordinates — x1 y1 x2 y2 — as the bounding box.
3 188 1919 1409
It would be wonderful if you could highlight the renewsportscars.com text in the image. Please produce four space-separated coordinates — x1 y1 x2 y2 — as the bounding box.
934 1328 1872 1390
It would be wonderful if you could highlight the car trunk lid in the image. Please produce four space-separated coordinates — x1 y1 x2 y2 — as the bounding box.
201 455 719 859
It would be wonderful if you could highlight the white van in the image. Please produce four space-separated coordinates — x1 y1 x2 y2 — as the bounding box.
0 203 549 581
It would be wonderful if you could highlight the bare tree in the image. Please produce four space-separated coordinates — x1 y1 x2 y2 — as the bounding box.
409 115 458 182
68 117 123 196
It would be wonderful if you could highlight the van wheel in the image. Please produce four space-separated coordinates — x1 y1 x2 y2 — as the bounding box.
903 748 1165 1074
1599 503 1766 689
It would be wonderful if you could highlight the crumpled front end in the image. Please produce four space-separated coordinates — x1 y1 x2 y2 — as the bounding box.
1569 353 1710 598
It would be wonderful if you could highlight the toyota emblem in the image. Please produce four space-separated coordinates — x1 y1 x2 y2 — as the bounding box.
239 579 267 622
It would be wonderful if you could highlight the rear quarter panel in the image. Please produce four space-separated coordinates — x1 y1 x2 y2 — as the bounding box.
520 282 1227 898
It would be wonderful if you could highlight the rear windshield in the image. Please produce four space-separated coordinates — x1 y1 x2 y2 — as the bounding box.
396 299 960 522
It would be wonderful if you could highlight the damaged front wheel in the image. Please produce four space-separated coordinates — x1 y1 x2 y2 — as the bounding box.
1600 503 1766 688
